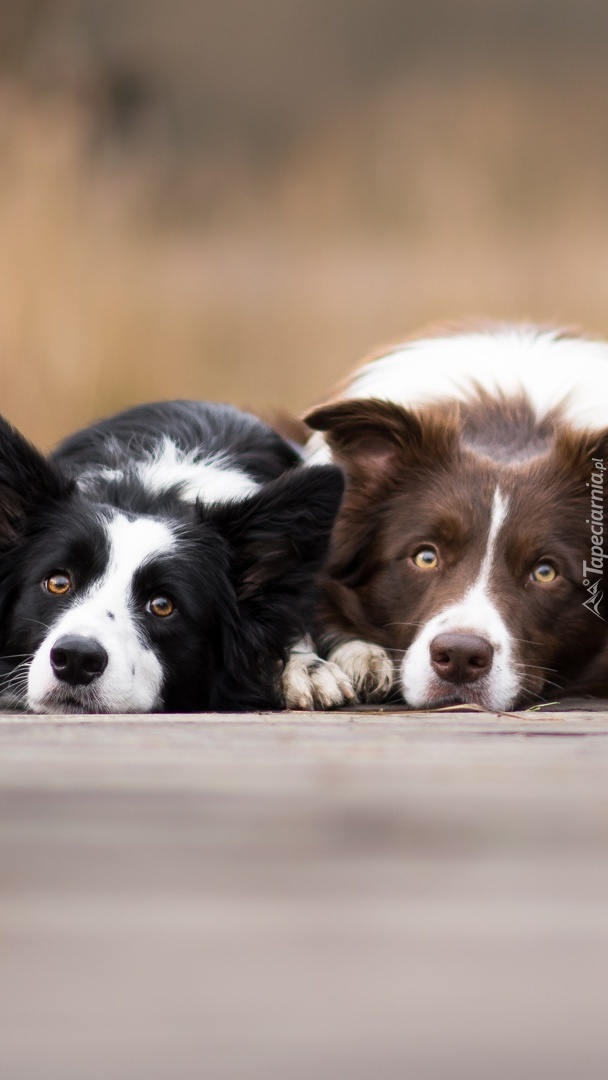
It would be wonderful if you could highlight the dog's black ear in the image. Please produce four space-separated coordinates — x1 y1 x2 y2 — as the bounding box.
0 416 73 547
202 464 344 708
207 464 344 598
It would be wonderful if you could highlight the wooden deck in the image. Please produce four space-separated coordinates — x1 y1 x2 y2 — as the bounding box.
2 707 608 1079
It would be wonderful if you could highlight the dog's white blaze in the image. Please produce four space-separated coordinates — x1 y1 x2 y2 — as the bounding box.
400 487 520 710
137 438 259 504
27 514 176 714
476 487 509 590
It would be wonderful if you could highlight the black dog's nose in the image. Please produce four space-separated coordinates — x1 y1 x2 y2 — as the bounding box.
50 635 108 686
430 632 494 685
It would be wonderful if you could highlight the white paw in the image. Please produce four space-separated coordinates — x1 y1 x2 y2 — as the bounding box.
281 650 356 710
328 640 394 702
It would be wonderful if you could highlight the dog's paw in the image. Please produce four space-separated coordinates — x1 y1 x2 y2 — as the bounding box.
328 640 394 702
281 649 356 710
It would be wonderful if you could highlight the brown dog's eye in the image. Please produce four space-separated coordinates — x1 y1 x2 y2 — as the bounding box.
147 595 176 618
530 562 557 584
44 573 72 596
412 547 439 570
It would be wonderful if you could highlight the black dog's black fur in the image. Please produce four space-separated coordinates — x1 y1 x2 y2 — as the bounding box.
0 401 344 712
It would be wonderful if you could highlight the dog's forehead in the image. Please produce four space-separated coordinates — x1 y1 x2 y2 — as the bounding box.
25 499 109 574
497 457 590 542
387 462 498 530
101 512 177 580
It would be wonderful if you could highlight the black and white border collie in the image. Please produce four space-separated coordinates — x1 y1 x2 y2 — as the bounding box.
0 400 350 714
305 325 608 711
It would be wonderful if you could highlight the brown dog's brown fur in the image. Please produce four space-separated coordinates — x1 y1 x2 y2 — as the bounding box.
305 393 608 706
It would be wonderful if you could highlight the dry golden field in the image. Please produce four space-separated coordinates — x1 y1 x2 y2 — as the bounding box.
2 67 608 447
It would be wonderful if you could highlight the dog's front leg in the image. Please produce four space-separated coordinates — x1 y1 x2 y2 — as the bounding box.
281 635 356 710
322 636 395 703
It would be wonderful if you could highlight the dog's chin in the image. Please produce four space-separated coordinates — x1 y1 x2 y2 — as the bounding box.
29 687 101 715
404 679 518 712
421 692 470 709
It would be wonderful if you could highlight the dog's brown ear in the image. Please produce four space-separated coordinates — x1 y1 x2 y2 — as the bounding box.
304 398 457 481
553 427 608 483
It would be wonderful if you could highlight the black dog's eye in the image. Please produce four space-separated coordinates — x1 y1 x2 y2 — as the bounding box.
44 572 72 596
146 595 176 618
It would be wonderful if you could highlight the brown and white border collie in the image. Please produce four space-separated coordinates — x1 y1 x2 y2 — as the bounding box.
304 325 608 710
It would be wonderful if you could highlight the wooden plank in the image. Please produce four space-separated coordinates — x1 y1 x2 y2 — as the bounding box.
1 710 608 1079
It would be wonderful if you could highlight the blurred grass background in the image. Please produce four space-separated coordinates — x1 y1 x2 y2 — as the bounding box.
2 0 608 445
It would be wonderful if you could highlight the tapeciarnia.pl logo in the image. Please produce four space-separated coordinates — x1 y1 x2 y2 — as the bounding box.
582 457 606 619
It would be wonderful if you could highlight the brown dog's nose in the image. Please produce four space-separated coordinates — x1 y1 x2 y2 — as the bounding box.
429 632 494 684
